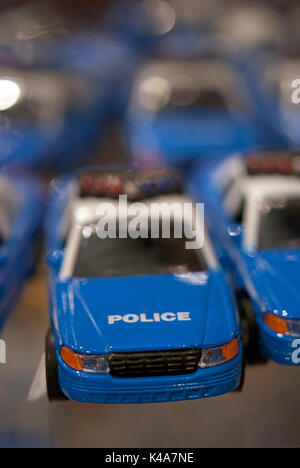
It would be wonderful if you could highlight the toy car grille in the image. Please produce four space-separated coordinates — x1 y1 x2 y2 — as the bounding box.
108 348 201 378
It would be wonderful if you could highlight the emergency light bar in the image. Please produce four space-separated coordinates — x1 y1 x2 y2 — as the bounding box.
79 168 183 200
247 151 300 176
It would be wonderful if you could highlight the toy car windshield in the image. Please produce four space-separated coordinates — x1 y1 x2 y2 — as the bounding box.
134 61 246 113
264 58 300 105
61 168 212 279
258 197 300 250
229 153 300 249
0 69 93 126
72 220 207 279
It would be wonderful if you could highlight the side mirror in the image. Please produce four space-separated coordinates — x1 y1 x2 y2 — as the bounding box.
47 250 64 271
0 248 8 269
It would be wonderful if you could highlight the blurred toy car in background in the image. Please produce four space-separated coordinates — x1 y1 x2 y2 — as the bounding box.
251 48 300 149
45 167 243 403
37 34 137 116
288 4 300 46
0 171 43 330
103 0 222 54
0 68 108 171
212 2 285 58
189 151 300 366
102 0 178 51
127 58 269 167
0 2 62 67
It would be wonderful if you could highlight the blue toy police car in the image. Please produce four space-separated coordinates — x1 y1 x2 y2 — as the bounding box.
250 48 300 149
126 58 266 168
0 171 43 330
45 167 243 403
189 151 300 365
0 67 108 171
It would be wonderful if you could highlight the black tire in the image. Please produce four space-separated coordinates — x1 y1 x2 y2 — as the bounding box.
234 355 246 392
239 295 268 366
45 329 68 402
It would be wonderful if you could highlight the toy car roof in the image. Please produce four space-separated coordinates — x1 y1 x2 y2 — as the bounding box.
246 151 300 176
0 68 94 112
79 168 183 201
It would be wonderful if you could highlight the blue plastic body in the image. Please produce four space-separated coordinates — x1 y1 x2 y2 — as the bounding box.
0 72 109 172
0 171 43 330
127 108 268 168
45 170 243 403
126 61 275 168
36 34 137 117
189 161 300 366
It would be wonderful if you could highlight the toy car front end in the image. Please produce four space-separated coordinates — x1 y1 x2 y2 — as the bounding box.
47 265 243 404
56 345 242 404
245 250 300 366
258 317 300 366
46 167 244 403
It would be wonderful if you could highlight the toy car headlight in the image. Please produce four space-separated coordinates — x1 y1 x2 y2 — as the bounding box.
60 346 110 374
264 313 300 337
198 339 240 368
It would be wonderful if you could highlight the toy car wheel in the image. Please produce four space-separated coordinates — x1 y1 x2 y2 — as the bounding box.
45 329 68 402
239 295 268 366
234 355 245 393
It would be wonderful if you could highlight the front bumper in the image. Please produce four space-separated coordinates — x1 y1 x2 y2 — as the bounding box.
258 319 300 366
57 349 243 404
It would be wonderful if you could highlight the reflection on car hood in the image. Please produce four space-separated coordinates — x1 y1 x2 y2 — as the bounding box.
54 271 238 354
245 249 300 319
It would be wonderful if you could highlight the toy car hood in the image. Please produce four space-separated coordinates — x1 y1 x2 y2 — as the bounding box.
55 270 238 354
244 250 300 320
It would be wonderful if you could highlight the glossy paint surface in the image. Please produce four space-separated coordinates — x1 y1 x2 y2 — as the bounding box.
0 77 109 171
46 170 242 403
189 161 300 366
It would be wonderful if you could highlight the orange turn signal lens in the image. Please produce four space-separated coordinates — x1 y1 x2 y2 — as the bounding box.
221 338 240 362
60 346 83 371
263 313 289 335
199 338 240 368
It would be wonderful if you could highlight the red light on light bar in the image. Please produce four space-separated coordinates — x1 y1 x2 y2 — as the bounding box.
247 154 293 175
80 175 94 192
94 177 107 195
108 181 123 197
